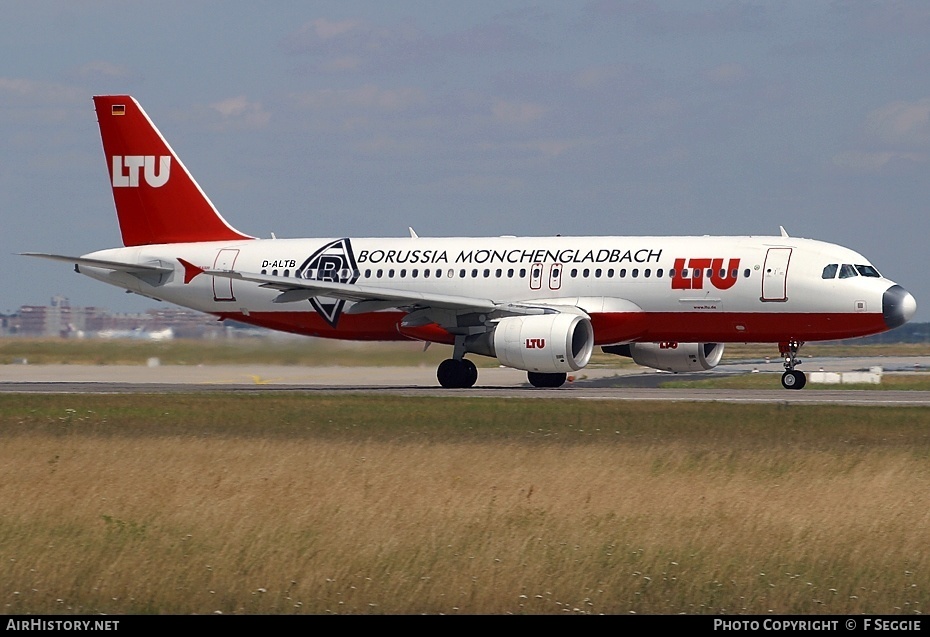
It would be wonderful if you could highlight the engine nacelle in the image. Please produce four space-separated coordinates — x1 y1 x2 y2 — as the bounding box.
604 342 725 372
488 314 594 373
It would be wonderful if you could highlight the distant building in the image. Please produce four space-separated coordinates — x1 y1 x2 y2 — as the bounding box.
0 297 249 339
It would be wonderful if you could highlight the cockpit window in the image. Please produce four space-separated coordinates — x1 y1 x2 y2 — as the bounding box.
822 264 838 279
839 264 858 279
855 264 881 278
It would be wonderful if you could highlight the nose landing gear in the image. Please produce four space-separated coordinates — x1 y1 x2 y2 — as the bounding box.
779 340 806 390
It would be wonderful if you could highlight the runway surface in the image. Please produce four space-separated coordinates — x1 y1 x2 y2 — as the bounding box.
1 356 929 405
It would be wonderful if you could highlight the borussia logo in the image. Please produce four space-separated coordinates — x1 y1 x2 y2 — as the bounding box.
296 238 359 328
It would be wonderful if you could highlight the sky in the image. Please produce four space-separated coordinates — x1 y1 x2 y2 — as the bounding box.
2 1 930 321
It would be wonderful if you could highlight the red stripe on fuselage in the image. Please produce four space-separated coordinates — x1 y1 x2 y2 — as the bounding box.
591 311 888 343
215 310 888 345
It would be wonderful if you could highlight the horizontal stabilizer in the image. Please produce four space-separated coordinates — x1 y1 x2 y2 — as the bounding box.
21 252 173 274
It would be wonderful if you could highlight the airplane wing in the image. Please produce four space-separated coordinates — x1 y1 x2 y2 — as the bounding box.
21 253 174 275
204 267 560 317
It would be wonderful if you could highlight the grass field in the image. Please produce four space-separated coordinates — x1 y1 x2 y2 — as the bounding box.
0 337 457 367
2 337 928 367
1 393 928 615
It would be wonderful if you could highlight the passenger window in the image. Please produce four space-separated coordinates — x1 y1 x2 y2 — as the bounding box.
822 264 838 279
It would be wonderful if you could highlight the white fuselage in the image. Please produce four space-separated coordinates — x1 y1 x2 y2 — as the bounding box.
79 233 903 345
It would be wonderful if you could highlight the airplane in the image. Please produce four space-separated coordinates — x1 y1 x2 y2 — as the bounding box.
25 95 917 390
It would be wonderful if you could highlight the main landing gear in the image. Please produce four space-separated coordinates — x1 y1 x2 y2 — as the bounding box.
527 372 567 388
437 335 479 388
437 358 478 389
779 339 806 390
436 361 570 389
435 335 570 389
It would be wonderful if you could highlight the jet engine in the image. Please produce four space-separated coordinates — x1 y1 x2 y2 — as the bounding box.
603 342 724 372
466 313 594 373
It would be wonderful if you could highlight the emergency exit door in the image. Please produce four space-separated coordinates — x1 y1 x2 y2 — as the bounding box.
212 248 239 302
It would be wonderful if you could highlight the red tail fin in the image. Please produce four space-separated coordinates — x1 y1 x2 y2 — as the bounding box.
93 95 252 246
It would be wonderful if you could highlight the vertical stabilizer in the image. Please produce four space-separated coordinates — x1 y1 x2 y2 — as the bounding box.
93 95 252 246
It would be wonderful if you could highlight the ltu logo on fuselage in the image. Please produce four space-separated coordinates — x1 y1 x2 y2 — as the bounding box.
671 257 741 291
297 238 359 328
111 155 171 188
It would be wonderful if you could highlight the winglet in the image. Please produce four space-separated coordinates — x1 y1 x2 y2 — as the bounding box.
177 258 205 284
779 225 789 238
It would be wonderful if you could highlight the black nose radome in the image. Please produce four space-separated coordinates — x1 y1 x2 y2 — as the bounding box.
883 285 917 329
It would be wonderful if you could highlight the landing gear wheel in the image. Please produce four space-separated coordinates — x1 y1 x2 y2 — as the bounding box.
462 359 478 387
437 358 478 389
527 371 567 388
778 339 806 390
781 370 806 390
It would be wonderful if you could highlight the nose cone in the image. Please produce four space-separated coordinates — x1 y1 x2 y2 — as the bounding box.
883 285 917 329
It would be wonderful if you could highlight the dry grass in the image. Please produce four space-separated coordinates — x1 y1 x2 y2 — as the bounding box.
1 394 929 615
3 337 929 367
0 338 460 367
